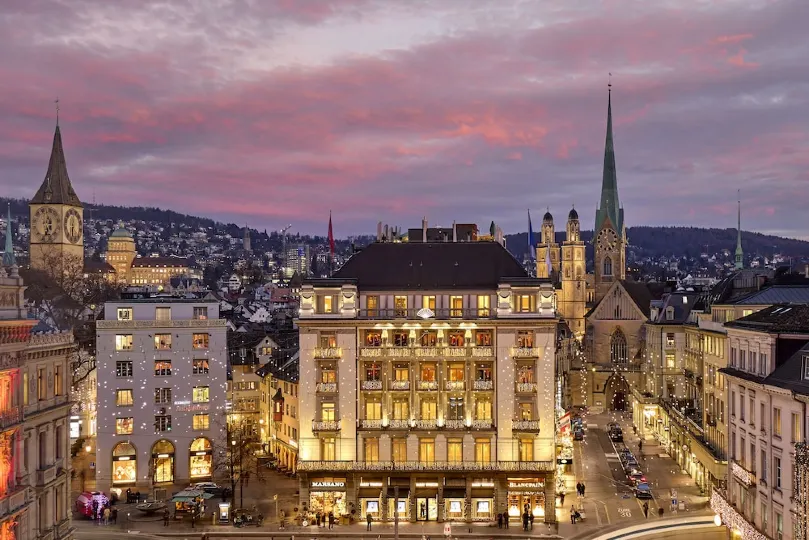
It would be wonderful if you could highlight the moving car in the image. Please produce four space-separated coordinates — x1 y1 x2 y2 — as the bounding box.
627 469 646 486
573 428 584 441
634 482 653 499
609 425 624 442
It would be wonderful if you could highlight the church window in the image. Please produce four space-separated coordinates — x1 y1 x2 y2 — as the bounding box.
603 256 613 276
610 329 628 364
565 267 571 279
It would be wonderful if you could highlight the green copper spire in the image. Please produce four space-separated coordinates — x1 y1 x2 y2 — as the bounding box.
595 84 623 234
3 204 15 267
735 190 743 270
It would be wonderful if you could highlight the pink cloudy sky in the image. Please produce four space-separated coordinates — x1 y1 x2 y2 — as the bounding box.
2 0 808 239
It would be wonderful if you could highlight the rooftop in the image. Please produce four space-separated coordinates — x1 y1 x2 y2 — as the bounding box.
733 285 809 305
725 304 809 334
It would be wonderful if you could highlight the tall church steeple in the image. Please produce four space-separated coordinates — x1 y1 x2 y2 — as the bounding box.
735 190 743 270
31 124 82 207
595 85 623 234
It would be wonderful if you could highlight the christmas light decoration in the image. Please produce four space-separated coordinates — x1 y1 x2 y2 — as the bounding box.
710 488 766 540
794 441 808 540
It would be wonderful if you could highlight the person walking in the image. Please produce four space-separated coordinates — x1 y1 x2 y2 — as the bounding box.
503 511 509 528
580 483 586 497
163 509 170 527
529 512 534 530
316 511 321 527
576 482 582 497
639 439 643 453
111 507 118 524
522 510 529 531
642 502 649 518
570 505 577 524
103 507 110 526
497 512 503 529
367 513 372 531
559 492 565 506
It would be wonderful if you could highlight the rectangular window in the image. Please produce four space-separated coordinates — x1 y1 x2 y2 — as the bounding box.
774 408 782 437
761 403 766 430
193 414 209 430
475 398 492 420
774 456 781 488
193 333 209 349
192 386 210 403
421 295 435 310
793 412 801 442
116 361 133 377
804 355 809 379
447 396 464 420
419 438 435 463
516 294 535 313
519 438 534 461
475 330 492 346
750 397 755 425
760 353 767 374
731 347 737 367
394 296 408 317
364 438 380 462
450 296 463 317
155 388 172 404
155 415 172 432
116 417 134 435
666 333 675 347
321 438 336 461
760 450 767 481
665 353 676 369
115 335 133 351
392 438 407 462
475 439 491 463
23 373 28 405
192 359 209 375
54 365 62 396
392 399 409 420
447 439 463 462
750 442 756 473
731 391 736 416
319 332 337 348
420 364 436 381
740 350 747 370
321 366 337 383
393 365 409 381
365 400 382 420
322 295 336 313
519 402 532 420
740 397 745 422
116 389 134 407
420 400 437 420
154 360 171 376
447 363 465 381
155 307 171 321
154 334 172 350
366 295 379 317
365 362 381 381
193 307 208 320
321 402 336 422
117 308 133 321
776 512 782 540
477 295 490 317
516 331 533 348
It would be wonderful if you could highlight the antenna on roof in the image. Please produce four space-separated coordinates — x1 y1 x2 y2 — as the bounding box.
55 97 60 126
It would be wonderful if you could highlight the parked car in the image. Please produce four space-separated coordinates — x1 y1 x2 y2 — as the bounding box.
609 426 624 442
634 483 653 499
573 428 584 441
190 482 221 494
627 469 646 485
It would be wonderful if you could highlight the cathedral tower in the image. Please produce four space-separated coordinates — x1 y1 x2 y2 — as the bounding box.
593 87 626 303
29 122 84 274
536 210 560 279
560 207 587 337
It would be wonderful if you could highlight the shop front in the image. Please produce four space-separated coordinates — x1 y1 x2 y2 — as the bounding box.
470 479 495 522
189 438 212 480
151 440 175 484
384 487 410 521
442 489 465 521
308 479 347 517
414 481 439 521
506 478 546 520
111 442 137 486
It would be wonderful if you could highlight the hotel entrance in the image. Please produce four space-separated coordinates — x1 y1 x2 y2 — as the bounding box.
415 497 437 521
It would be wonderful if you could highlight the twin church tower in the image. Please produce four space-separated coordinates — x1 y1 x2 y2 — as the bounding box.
535 88 627 338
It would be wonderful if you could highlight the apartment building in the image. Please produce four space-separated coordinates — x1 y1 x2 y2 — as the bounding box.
227 332 277 439
0 266 74 540
258 356 299 472
296 240 558 524
715 305 809 540
95 293 227 494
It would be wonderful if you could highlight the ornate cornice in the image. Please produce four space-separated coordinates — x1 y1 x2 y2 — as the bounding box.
97 319 227 329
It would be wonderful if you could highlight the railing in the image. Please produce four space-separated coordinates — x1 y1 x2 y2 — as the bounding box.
444 419 466 430
98 318 227 329
417 380 438 391
312 420 340 432
414 347 438 357
471 347 494 357
298 460 555 472
360 346 494 358
414 419 438 429
357 308 494 320
472 419 494 429
515 382 537 393
37 464 57 486
731 459 755 487
361 380 383 391
360 419 383 429
313 347 342 359
445 381 465 391
390 380 410 391
388 419 410 429
513 420 541 432
511 347 540 358
316 382 338 393
0 406 22 430
473 380 493 391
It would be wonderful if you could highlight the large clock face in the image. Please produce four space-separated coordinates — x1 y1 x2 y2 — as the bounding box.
32 207 61 243
596 228 618 252
64 208 82 244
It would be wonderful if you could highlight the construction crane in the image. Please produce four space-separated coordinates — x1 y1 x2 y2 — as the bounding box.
279 224 293 276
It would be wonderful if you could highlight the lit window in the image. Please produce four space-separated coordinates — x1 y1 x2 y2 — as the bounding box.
115 335 133 351
477 295 490 317
475 439 491 463
419 438 435 463
366 295 379 317
519 439 534 461
116 361 133 377
155 415 172 432
154 360 172 376
422 295 436 310
193 414 209 430
193 387 210 403
516 295 534 313
154 334 172 350
773 408 782 437
117 308 133 321
666 333 675 347
450 296 463 317
155 388 172 404
392 438 407 462
447 439 463 462
321 402 336 421
116 389 134 407
193 307 208 320
517 331 533 348
364 438 380 462
193 334 209 349
155 307 171 321
319 332 337 348
193 359 209 375
394 296 407 317
116 418 134 435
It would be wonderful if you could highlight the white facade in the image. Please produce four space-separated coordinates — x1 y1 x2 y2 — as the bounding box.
95 297 228 495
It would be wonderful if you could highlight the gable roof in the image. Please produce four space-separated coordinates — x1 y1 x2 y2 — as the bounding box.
621 280 667 318
31 125 82 206
725 304 809 334
649 291 706 325
325 241 535 290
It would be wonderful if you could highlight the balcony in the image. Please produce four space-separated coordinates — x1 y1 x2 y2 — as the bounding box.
471 347 494 357
515 382 537 393
37 464 57 486
312 420 340 432
390 380 410 391
298 460 555 473
316 382 338 393
361 380 383 391
314 347 342 359
360 419 383 429
414 347 439 357
512 420 541 432
473 380 493 391
511 347 540 358
360 347 412 358
471 419 494 429
0 406 22 430
731 459 755 487
445 381 465 391
414 419 438 429
388 419 410 429
444 419 466 430
417 380 438 391
357 308 494 320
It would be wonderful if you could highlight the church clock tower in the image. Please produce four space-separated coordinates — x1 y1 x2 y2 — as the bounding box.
29 123 84 274
560 207 587 337
593 87 626 304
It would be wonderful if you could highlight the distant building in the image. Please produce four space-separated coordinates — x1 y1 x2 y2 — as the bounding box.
284 245 310 278
257 354 299 473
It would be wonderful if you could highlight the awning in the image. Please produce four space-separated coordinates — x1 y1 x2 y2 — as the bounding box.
443 489 466 499
172 496 195 503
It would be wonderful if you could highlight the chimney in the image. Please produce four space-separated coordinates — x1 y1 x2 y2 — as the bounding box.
377 222 383 242
422 217 428 242
452 221 457 242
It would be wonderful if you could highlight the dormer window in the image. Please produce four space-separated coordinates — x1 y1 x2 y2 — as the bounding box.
803 355 809 380
665 307 674 321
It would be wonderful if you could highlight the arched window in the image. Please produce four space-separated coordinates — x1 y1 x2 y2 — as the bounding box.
112 442 137 486
610 329 628 364
151 440 175 484
603 256 613 276
190 438 213 480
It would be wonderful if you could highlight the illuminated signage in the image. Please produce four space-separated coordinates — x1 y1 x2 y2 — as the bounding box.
508 481 545 489
312 481 345 488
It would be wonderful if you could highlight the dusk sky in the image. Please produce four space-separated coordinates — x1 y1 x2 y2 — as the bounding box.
2 0 808 239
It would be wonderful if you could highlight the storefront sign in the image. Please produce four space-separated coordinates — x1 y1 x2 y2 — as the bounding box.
508 481 545 489
557 458 573 465
312 481 345 488
176 404 210 412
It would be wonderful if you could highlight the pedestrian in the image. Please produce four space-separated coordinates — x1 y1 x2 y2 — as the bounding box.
316 511 321 527
570 505 577 524
559 492 565 506
103 507 110 525
126 488 132 504
329 511 334 529
639 439 643 453
111 507 118 524
522 511 529 531
529 512 534 529
576 482 582 497
163 509 169 527
497 512 502 529
504 511 509 528
366 513 372 531
642 502 649 518
580 483 586 497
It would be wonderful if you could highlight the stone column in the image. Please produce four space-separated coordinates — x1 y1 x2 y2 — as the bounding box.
544 472 556 524
465 483 472 523
437 484 444 523
409 476 417 523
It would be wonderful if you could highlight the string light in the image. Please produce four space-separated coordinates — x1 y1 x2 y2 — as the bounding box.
794 441 808 540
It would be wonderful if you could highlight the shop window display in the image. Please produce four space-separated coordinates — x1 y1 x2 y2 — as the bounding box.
189 437 212 479
111 442 137 485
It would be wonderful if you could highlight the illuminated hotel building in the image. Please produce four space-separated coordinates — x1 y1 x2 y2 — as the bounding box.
105 225 200 287
94 294 227 495
296 239 558 524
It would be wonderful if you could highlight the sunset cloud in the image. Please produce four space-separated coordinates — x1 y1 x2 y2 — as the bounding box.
0 0 807 239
